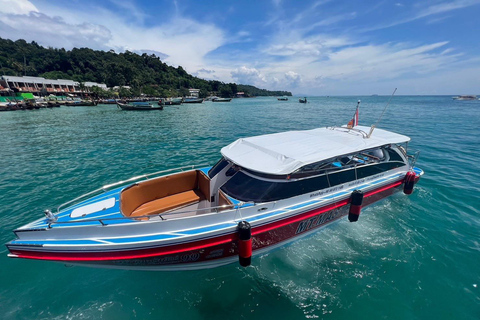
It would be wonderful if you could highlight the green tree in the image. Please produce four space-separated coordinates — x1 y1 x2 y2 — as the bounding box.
0 36 292 98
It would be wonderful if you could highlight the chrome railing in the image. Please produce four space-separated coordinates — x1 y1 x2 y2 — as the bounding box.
48 202 238 228
56 164 209 214
407 150 420 168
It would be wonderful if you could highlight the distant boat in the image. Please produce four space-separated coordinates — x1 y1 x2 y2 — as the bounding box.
117 101 163 110
278 97 288 101
82 100 97 106
299 97 307 103
183 97 204 104
159 98 183 105
212 98 232 102
101 99 117 104
453 95 478 101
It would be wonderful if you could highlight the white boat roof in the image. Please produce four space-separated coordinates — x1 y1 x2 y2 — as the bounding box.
221 125 410 175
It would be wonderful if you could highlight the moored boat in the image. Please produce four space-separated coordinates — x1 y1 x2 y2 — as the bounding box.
299 97 307 103
117 101 164 110
278 96 288 101
212 98 232 102
160 97 183 105
5 109 423 271
183 97 204 104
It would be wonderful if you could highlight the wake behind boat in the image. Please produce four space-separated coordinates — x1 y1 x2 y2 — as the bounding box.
117 101 164 110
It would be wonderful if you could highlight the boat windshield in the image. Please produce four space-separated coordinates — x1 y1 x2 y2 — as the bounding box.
208 157 230 178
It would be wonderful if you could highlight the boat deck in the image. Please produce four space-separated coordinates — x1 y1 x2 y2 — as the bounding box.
10 168 424 250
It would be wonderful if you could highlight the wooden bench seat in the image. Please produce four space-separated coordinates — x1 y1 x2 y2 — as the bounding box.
130 190 205 217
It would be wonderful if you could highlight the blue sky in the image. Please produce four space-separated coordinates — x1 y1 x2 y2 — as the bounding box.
0 0 479 95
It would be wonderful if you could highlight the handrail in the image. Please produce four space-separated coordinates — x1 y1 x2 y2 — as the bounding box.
407 150 420 168
328 126 369 138
56 164 210 214
48 202 239 228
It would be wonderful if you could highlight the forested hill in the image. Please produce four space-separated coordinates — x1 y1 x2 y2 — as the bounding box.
0 37 292 98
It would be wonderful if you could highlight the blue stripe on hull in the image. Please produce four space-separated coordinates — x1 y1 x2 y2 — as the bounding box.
12 172 407 247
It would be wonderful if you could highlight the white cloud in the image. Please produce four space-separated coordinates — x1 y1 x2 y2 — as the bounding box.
231 66 267 85
0 12 111 49
363 0 480 31
0 1 226 74
284 71 302 87
0 0 38 14
264 34 355 57
0 0 478 95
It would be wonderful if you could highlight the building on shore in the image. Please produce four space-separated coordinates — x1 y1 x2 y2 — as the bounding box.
0 76 106 95
188 88 200 98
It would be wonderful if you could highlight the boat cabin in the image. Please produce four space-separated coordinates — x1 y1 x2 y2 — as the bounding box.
119 126 410 218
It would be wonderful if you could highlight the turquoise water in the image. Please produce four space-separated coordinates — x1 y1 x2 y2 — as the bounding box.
1 97 479 319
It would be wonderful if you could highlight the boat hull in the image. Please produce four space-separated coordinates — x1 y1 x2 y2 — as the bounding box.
7 178 404 270
117 102 163 110
183 98 204 104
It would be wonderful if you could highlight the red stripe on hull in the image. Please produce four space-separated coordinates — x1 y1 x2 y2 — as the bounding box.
10 180 404 267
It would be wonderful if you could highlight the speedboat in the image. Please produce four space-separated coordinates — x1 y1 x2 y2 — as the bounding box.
452 95 478 101
212 98 232 102
5 123 423 271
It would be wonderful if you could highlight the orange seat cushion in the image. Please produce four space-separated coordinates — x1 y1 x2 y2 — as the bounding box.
129 190 205 217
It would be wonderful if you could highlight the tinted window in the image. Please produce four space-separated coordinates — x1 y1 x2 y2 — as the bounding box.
221 172 329 202
208 158 229 178
326 168 356 186
386 148 404 162
356 162 406 179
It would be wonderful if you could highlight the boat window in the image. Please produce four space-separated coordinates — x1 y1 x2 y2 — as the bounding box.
221 171 330 202
386 147 404 162
221 155 406 203
356 161 406 179
326 168 356 186
208 157 229 178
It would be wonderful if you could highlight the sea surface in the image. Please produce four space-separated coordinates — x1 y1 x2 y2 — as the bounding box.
0 96 479 319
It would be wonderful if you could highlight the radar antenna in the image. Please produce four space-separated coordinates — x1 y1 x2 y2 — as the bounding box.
367 88 397 138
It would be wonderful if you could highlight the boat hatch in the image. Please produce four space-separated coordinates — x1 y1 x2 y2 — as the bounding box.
71 197 116 218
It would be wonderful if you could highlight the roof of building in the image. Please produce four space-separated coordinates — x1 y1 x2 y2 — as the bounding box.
1 75 106 88
221 125 410 175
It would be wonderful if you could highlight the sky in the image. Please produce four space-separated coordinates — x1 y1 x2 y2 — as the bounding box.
0 0 479 95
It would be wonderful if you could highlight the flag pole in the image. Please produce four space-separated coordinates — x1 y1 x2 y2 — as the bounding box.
347 100 360 128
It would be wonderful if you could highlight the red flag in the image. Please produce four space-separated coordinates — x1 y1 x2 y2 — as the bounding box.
348 103 359 128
